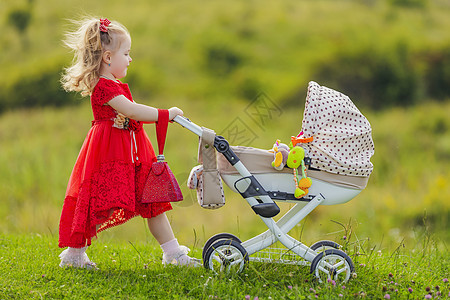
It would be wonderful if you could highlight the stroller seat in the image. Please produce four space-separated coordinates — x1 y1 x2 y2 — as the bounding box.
218 146 367 205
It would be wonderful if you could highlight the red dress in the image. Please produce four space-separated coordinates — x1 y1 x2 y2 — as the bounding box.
59 78 172 248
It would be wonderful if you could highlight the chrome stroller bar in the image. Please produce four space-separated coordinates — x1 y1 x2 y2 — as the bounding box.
173 115 280 218
173 115 203 137
243 193 325 262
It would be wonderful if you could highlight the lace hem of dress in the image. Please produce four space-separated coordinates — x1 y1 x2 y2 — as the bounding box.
97 208 138 233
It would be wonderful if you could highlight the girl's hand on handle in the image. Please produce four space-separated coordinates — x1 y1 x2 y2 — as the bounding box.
168 107 183 121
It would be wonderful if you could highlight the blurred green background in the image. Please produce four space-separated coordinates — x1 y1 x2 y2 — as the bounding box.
0 0 449 249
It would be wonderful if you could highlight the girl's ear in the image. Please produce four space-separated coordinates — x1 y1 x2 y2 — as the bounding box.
102 50 112 64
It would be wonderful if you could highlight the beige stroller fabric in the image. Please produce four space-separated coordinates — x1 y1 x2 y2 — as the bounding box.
217 146 369 190
301 81 374 177
192 127 225 209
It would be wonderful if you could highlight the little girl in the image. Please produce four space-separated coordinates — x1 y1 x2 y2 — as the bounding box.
58 17 199 269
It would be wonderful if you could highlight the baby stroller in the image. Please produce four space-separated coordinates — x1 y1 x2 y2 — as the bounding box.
174 81 374 283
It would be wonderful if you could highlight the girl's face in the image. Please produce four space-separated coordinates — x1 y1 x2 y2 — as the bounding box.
109 35 132 79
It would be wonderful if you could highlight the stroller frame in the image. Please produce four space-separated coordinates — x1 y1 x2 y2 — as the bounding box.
174 115 356 283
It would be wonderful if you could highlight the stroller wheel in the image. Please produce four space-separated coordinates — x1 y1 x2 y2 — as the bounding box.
202 233 242 262
310 249 355 284
310 240 342 252
203 240 249 274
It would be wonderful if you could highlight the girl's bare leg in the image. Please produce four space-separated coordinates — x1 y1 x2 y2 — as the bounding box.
147 213 175 245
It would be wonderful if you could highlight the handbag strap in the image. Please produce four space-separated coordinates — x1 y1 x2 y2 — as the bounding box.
156 109 170 157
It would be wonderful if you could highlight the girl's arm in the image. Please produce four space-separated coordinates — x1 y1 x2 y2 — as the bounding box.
108 95 183 122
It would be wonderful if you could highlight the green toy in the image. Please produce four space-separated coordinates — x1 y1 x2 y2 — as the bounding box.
270 139 312 199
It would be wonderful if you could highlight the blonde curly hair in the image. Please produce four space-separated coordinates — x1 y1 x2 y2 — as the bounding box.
61 17 130 96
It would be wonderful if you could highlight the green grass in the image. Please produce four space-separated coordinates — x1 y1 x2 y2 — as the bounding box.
0 233 448 299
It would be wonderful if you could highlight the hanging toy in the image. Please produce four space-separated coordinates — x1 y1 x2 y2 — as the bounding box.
296 159 312 197
286 144 304 169
291 131 314 145
269 139 290 170
269 132 314 199
293 168 305 198
287 145 311 198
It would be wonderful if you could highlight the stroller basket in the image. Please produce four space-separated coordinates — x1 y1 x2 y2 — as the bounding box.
250 245 310 266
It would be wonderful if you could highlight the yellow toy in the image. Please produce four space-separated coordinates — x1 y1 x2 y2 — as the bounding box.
270 140 290 170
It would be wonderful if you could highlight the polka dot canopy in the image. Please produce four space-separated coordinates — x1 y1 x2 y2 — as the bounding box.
300 81 374 177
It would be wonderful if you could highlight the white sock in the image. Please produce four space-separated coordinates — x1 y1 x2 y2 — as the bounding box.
59 246 92 268
67 246 87 255
160 239 179 255
161 239 195 265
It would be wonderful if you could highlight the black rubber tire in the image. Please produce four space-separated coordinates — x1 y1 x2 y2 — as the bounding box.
310 249 355 283
202 233 242 262
203 239 249 274
310 240 341 251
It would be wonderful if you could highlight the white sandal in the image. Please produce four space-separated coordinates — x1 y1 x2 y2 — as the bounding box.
59 248 99 270
162 246 201 267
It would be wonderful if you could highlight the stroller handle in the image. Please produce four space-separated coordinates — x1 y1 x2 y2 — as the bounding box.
173 115 281 218
173 115 203 137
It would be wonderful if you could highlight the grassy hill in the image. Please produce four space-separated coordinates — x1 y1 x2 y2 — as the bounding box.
0 0 449 112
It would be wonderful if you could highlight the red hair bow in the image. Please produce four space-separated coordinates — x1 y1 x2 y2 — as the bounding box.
99 18 111 33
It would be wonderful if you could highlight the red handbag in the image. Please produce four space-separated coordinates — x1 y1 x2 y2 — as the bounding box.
141 109 183 203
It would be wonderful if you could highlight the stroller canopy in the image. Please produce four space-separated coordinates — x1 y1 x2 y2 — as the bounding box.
301 81 374 177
